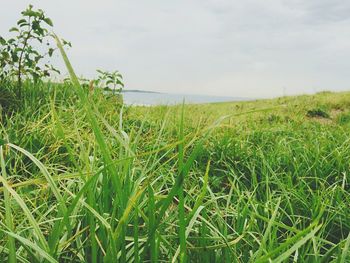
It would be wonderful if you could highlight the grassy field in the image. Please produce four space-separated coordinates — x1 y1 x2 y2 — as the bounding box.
1 79 350 262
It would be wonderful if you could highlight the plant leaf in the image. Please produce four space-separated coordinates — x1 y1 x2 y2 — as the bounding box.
43 17 53 26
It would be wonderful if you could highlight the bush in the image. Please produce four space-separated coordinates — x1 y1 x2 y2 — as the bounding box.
306 108 330 118
0 5 70 99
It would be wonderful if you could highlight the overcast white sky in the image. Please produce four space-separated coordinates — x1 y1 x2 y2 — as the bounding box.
1 1 350 98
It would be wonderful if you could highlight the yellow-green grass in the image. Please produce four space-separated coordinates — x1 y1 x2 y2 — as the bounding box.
0 80 350 262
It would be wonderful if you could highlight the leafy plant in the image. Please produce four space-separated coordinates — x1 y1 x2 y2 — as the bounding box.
306 107 330 118
96 69 124 94
0 5 70 99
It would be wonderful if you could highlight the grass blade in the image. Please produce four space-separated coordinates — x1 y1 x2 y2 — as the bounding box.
0 146 16 263
0 173 49 251
340 232 350 263
1 230 57 263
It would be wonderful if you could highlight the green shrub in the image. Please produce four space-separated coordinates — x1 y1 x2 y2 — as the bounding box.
0 5 70 99
306 107 330 118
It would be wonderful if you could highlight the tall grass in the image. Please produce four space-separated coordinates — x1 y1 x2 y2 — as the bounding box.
0 38 349 262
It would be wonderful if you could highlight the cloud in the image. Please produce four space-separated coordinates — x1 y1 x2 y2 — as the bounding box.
1 0 350 97
285 0 350 24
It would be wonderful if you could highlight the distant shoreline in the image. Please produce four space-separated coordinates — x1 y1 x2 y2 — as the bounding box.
121 89 251 101
122 89 162 94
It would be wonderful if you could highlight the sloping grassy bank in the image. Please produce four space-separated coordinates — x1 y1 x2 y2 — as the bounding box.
0 83 350 262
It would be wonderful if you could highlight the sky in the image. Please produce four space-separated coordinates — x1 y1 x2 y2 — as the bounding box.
1 1 350 98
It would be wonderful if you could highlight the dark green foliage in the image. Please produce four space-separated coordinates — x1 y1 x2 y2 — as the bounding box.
307 107 330 118
0 5 70 99
0 83 18 115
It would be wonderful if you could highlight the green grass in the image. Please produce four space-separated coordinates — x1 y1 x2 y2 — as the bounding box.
1 52 350 261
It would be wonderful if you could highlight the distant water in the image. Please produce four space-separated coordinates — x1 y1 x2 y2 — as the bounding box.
122 91 249 106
